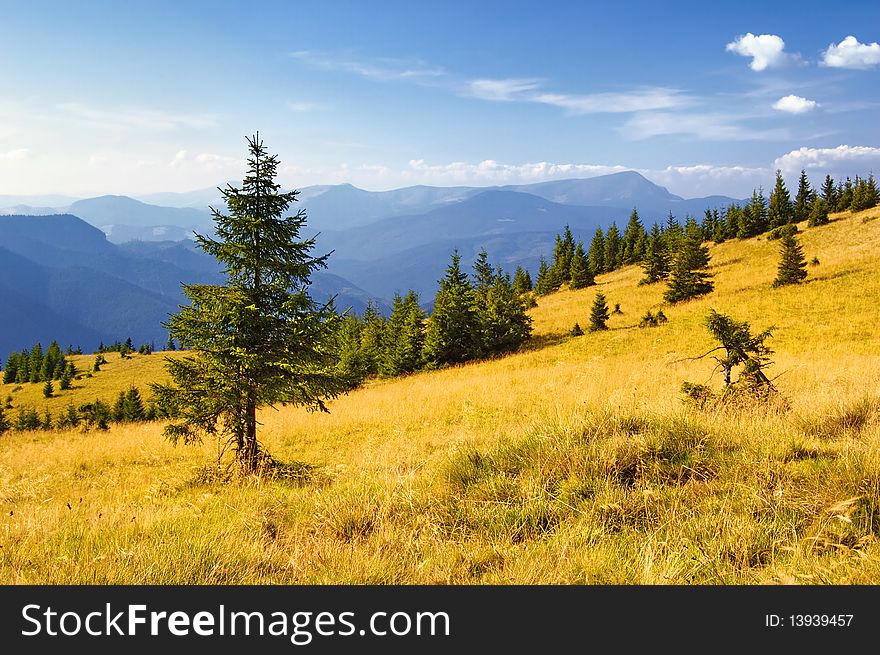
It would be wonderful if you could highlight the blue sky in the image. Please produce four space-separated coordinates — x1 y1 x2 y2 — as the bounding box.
1 0 878 198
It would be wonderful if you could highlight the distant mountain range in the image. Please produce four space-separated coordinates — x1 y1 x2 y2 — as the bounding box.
0 171 744 356
0 214 388 357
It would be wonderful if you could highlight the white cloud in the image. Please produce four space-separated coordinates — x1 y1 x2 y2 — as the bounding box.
290 51 445 82
403 158 629 185
286 101 330 113
623 111 790 141
533 88 689 113
465 79 689 114
772 95 818 114
169 150 240 170
821 36 880 69
467 78 541 101
0 148 31 161
725 33 789 71
774 144 880 172
57 102 219 131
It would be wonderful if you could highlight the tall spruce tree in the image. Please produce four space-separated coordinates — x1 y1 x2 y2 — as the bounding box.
794 169 814 223
768 170 794 229
589 292 610 332
807 197 829 227
821 174 837 208
549 225 576 288
664 219 714 303
152 134 348 473
588 228 606 277
423 250 482 366
534 257 553 296
472 248 495 295
480 269 532 355
604 222 621 272
512 266 533 294
380 291 425 376
772 231 808 287
568 242 594 289
622 209 646 265
640 223 669 285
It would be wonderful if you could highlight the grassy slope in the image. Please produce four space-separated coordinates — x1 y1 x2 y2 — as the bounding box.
2 207 880 584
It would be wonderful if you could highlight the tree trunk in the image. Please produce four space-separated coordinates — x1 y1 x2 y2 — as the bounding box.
240 393 259 472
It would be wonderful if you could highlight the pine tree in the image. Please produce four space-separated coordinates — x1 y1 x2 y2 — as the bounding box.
42 380 53 398
423 250 482 367
622 210 646 264
29 343 43 383
738 187 769 238
807 197 829 227
588 228 606 277
664 221 714 303
640 223 669 285
772 231 808 287
472 248 495 296
512 266 533 294
548 225 576 288
768 171 794 229
534 257 553 296
152 134 349 472
821 174 837 208
480 269 532 355
359 301 386 377
568 242 594 289
837 177 854 212
2 353 19 384
380 291 426 376
604 222 621 272
589 292 610 332
793 169 814 223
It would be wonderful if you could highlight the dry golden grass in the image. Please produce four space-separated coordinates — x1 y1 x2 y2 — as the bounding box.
2 205 880 584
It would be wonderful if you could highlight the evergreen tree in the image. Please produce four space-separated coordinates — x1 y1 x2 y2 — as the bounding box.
534 257 554 296
793 169 814 223
622 209 646 264
15 349 29 384
58 404 80 429
568 242 594 289
380 291 426 376
640 223 669 285
512 266 533 294
15 407 40 431
738 187 768 238
124 387 146 421
589 292 610 332
604 222 621 272
807 197 830 227
472 248 495 296
59 365 73 391
772 231 808 287
423 250 482 367
851 174 879 212
359 301 386 377
836 177 854 212
664 222 714 303
768 171 794 229
548 225 576 288
480 269 532 355
2 353 19 384
821 174 837 208
334 314 370 386
664 212 684 252
588 228 606 277
0 406 8 434
42 380 53 398
152 134 349 472
29 343 43 383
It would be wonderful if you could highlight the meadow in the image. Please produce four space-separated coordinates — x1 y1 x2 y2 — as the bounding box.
2 205 880 584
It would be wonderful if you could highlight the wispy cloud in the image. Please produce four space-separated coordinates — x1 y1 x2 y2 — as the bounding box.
57 102 219 131
465 78 690 114
622 111 790 141
169 150 241 170
286 100 331 113
404 158 629 184
772 95 818 114
290 50 445 82
821 36 880 69
0 148 31 161
725 33 794 71
467 78 541 101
